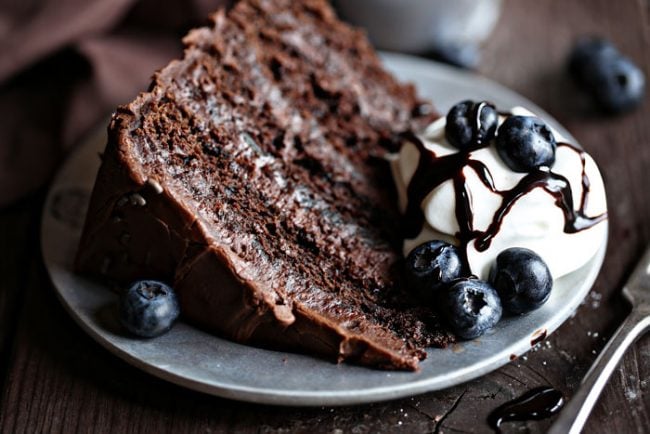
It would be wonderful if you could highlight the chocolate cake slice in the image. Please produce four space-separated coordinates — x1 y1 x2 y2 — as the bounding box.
76 0 452 370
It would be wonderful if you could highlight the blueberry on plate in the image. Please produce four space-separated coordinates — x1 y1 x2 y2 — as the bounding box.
495 115 556 172
438 278 502 340
445 100 499 151
569 37 645 113
119 280 180 338
406 240 465 302
489 247 553 315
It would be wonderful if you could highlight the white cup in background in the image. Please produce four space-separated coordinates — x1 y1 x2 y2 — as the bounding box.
334 0 503 53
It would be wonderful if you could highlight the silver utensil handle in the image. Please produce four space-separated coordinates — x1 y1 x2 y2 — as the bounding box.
548 309 650 434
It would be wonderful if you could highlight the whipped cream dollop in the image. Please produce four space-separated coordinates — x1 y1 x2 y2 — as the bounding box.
389 106 608 280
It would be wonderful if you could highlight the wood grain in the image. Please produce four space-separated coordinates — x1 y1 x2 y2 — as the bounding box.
1 0 650 433
0 193 42 393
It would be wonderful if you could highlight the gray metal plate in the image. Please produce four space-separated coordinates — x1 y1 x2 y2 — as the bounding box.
41 52 607 406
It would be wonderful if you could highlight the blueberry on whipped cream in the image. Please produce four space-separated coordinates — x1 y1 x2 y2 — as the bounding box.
390 102 608 282
445 100 499 151
496 116 557 172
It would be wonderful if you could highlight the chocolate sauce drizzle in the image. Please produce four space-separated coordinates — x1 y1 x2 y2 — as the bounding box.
402 106 607 269
487 387 564 433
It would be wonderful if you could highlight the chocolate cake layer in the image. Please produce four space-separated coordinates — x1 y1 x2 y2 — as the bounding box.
76 0 451 370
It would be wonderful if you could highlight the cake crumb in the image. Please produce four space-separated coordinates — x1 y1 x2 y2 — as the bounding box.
625 389 638 401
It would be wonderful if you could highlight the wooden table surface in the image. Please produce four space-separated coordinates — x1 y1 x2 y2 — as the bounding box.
1 1 649 432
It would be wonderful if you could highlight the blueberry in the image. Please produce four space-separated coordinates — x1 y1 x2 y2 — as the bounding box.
427 43 481 70
445 100 498 151
588 56 645 113
495 116 556 172
489 248 553 315
569 37 619 81
569 37 645 113
406 240 465 301
439 278 502 340
119 280 180 338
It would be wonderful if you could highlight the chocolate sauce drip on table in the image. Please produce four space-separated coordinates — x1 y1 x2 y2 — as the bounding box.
402 109 607 270
487 387 564 433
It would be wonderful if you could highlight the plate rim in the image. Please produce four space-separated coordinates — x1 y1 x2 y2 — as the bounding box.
41 52 608 406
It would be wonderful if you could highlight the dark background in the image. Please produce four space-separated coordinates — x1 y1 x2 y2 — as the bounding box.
1 0 649 432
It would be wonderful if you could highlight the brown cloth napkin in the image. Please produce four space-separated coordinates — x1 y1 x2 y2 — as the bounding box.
0 0 226 206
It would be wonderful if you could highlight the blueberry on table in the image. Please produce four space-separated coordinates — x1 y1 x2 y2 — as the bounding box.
569 37 620 80
445 100 498 151
589 55 645 113
439 278 502 340
489 247 553 315
406 240 465 301
569 37 645 113
119 280 180 338
495 115 556 172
